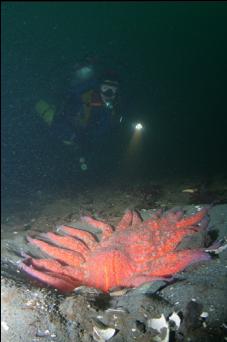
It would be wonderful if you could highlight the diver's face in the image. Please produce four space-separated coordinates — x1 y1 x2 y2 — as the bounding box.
100 81 118 102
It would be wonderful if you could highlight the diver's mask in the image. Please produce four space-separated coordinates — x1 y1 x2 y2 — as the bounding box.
100 80 118 109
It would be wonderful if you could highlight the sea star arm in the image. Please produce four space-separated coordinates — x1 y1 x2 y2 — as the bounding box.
176 207 209 228
143 208 209 232
131 211 143 226
41 232 90 257
20 262 78 292
144 249 211 277
116 210 133 231
158 209 184 226
22 258 84 281
151 217 209 257
27 237 85 267
115 210 142 231
59 225 97 249
82 216 114 239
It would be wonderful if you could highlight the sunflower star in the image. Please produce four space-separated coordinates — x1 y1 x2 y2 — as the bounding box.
20 207 211 293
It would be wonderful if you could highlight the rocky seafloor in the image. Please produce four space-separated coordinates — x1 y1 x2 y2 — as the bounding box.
1 178 227 342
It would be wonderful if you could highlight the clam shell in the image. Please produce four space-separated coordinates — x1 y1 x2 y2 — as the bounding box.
93 324 116 341
169 312 181 329
147 314 169 342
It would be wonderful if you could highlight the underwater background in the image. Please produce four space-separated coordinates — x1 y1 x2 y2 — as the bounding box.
2 4 227 341
2 2 227 209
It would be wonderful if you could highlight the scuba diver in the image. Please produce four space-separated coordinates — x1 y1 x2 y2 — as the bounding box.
35 59 124 174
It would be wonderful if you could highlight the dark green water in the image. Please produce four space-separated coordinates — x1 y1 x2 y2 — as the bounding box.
2 2 227 198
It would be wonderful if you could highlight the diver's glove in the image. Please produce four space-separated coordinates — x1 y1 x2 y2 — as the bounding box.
62 133 79 148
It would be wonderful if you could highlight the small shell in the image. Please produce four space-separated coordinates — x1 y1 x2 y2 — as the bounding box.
182 188 198 193
93 325 116 342
1 321 9 332
105 307 128 314
147 314 169 342
168 312 181 329
109 288 129 297
205 243 227 254
200 312 209 319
